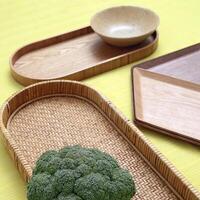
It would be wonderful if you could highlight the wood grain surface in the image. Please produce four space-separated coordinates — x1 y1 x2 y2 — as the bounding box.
132 43 200 145
1 1 200 200
11 27 158 86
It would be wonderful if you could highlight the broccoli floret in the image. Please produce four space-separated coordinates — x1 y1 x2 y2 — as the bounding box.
54 169 75 194
27 145 136 200
27 173 57 200
33 150 63 175
57 193 82 200
74 172 109 200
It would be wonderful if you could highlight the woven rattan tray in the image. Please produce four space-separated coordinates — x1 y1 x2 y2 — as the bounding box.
0 81 199 200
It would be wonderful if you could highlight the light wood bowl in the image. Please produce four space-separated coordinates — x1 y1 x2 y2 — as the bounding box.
91 6 159 47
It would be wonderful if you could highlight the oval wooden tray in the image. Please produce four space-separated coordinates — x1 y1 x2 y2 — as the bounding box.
1 81 199 200
10 26 158 86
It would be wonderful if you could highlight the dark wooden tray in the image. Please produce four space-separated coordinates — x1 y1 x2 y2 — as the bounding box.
132 43 200 145
10 26 158 86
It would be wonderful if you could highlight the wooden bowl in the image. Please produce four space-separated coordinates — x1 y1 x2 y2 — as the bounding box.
91 6 159 47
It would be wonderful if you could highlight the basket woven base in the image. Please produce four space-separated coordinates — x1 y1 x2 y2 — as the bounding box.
7 95 177 200
1 81 199 200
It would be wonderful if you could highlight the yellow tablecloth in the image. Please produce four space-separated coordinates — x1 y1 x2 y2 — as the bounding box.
0 1 200 199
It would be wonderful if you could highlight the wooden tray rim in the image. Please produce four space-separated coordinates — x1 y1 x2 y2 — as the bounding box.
0 80 200 200
10 26 158 86
131 42 200 146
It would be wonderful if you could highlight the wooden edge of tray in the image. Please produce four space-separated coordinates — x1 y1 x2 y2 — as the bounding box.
10 26 158 86
1 80 200 200
131 68 200 145
131 43 200 146
131 42 200 70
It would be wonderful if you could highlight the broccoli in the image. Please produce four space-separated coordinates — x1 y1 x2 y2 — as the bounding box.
27 145 136 200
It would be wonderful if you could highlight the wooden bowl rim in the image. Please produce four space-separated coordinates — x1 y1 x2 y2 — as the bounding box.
90 6 160 39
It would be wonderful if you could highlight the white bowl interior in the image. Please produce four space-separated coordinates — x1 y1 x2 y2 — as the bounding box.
91 6 159 39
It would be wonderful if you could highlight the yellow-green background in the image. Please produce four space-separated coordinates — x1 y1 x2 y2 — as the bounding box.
0 0 200 199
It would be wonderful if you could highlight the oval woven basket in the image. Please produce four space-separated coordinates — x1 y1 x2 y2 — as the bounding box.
0 80 199 200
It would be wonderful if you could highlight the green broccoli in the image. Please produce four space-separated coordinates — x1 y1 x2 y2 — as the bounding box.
27 145 136 200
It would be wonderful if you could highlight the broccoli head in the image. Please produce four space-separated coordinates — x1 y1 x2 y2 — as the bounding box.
27 145 136 200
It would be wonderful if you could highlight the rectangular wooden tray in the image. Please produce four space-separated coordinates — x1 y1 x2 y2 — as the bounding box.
132 43 200 145
10 26 158 86
1 80 200 199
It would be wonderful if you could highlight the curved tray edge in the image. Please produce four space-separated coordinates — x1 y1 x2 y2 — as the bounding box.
10 27 158 86
1 80 200 200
